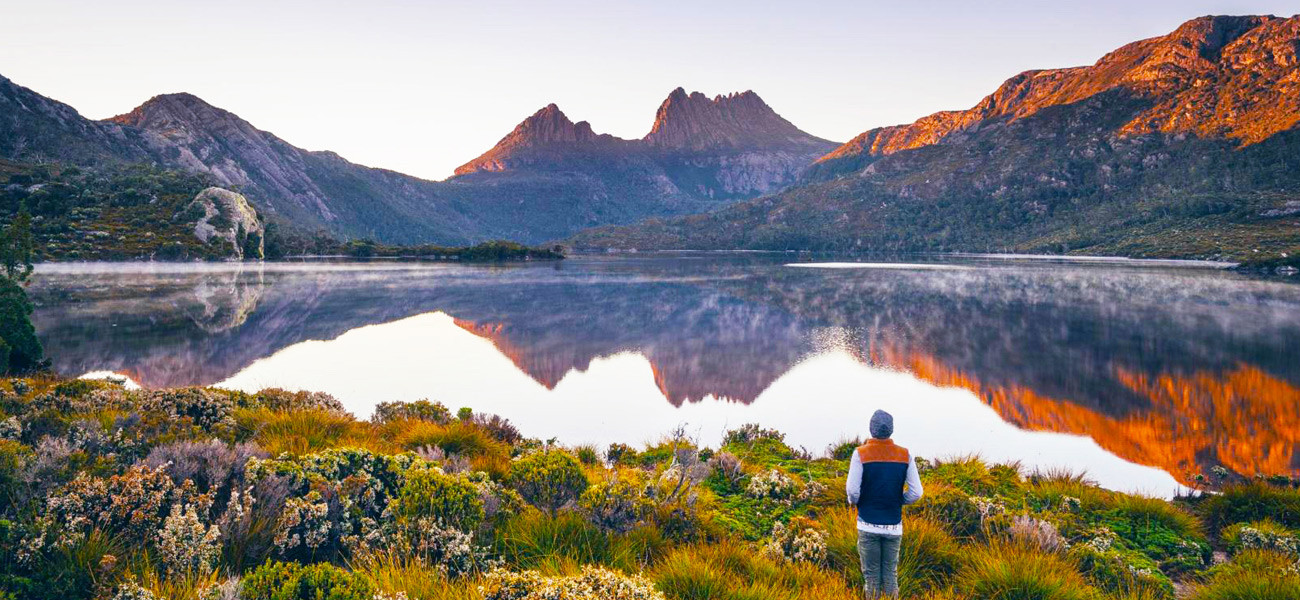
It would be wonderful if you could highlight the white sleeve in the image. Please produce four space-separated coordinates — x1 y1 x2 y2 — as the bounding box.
902 454 924 505
846 451 862 505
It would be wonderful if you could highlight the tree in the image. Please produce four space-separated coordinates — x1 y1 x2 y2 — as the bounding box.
0 208 34 283
0 208 43 374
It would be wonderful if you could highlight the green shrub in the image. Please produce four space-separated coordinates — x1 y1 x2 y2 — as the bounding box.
917 485 983 538
1189 550 1300 600
508 449 588 515
1200 481 1300 533
391 468 484 531
1070 542 1173 599
241 561 375 600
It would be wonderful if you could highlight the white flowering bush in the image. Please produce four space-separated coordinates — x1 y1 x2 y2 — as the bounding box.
0 416 20 440
761 517 828 565
745 468 796 501
271 490 334 555
111 581 159 600
1223 521 1300 557
138 388 234 430
157 503 222 574
480 566 665 600
44 463 211 549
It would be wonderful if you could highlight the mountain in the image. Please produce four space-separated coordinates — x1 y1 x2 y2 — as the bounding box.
570 15 1300 262
0 78 834 248
455 89 837 201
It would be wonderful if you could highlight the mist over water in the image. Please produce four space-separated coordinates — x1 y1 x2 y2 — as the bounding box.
29 254 1300 495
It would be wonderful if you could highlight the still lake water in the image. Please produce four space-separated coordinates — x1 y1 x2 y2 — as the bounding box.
29 254 1300 495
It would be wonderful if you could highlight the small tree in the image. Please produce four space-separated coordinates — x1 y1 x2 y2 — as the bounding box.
0 208 42 374
508 449 588 515
0 208 34 283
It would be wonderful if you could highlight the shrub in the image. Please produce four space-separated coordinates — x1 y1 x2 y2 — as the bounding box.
251 388 346 414
355 518 489 577
508 449 588 515
1004 514 1068 553
141 439 264 508
137 389 233 431
957 542 1099 600
575 445 600 466
241 560 375 600
760 516 827 565
1188 550 1300 600
390 468 484 531
744 468 795 502
580 472 654 533
1200 481 1300 533
156 503 221 574
480 565 665 600
371 399 451 425
1221 520 1299 556
605 443 638 466
721 424 784 447
44 463 208 548
1070 541 1174 599
828 437 862 461
916 485 983 538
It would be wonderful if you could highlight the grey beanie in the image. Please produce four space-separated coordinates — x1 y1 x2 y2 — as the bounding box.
869 410 894 439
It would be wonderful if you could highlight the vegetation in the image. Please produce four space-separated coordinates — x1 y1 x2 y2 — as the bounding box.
0 379 1296 599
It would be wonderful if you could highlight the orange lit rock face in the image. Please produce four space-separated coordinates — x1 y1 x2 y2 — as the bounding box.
883 346 1300 485
819 15 1299 164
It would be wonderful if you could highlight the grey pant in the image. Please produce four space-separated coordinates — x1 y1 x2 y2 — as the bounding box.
857 531 901 598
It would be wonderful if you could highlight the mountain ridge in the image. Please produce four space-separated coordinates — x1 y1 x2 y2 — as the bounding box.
569 14 1300 263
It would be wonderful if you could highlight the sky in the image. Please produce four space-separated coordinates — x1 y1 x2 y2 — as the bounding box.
2 0 1296 180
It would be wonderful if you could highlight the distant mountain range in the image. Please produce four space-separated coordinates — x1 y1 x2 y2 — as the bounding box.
571 15 1300 262
0 77 833 247
3 14 1298 261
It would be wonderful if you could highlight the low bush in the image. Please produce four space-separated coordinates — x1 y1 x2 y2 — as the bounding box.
508 449 588 515
1188 550 1300 600
1199 481 1300 533
580 472 654 533
1221 519 1299 556
391 468 485 531
481 565 664 600
241 560 375 600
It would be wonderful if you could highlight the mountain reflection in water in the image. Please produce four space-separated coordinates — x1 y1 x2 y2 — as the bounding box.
29 255 1300 491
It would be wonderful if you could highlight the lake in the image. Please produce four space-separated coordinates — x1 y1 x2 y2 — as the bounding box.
28 254 1300 496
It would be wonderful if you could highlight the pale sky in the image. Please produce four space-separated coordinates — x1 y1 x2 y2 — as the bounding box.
2 0 1296 180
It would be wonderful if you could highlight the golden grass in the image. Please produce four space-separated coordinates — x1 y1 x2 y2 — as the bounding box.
652 541 860 600
235 408 379 455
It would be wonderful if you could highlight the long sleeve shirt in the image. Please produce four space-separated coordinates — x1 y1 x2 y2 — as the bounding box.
846 444 923 535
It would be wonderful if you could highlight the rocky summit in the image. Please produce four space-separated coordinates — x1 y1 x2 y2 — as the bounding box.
570 15 1300 264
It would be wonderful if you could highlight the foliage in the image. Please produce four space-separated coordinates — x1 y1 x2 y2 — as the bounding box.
579 472 654 533
508 449 588 515
760 516 827 565
480 565 664 600
390 467 484 531
241 560 375 600
1188 550 1300 600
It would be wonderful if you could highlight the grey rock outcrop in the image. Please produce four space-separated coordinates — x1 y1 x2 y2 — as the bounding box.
190 187 265 260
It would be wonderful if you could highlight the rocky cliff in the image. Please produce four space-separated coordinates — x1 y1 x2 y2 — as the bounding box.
188 187 265 260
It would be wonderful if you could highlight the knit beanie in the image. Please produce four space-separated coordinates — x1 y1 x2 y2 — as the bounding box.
869 410 894 439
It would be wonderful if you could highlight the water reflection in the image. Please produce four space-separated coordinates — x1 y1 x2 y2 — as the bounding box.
29 256 1300 490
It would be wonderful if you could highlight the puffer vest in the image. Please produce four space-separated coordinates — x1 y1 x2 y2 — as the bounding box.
855 438 910 526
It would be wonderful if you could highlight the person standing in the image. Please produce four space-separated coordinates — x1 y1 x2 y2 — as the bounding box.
845 410 924 598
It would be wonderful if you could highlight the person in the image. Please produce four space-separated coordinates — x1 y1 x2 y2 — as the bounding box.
845 410 924 598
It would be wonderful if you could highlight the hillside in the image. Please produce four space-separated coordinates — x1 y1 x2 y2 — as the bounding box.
569 15 1300 262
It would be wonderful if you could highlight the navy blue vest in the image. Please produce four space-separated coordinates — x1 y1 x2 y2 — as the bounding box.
855 440 910 526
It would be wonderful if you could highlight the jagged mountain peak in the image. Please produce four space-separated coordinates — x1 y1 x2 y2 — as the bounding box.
643 87 832 151
453 102 614 175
